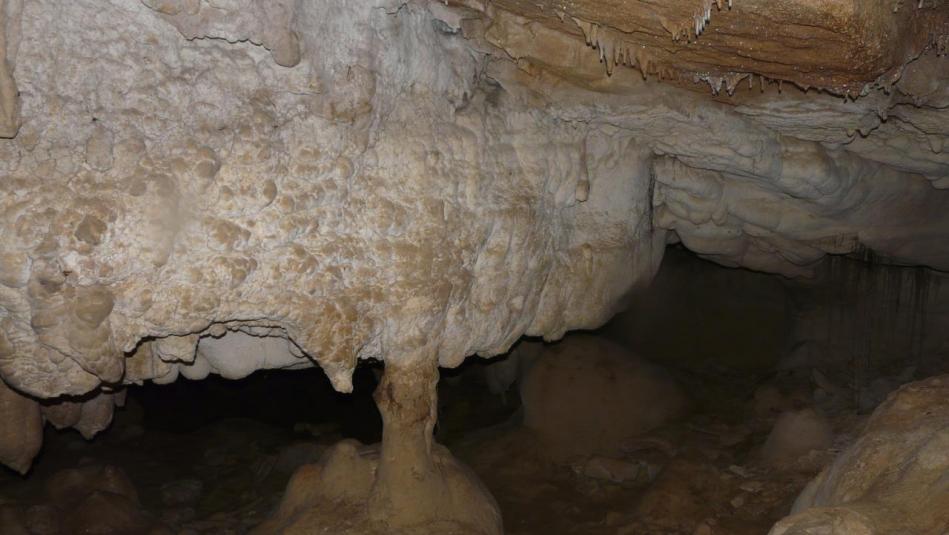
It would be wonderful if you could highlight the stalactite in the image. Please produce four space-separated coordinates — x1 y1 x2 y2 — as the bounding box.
572 2 739 84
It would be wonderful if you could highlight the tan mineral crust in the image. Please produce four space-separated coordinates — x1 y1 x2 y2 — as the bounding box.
0 0 947 533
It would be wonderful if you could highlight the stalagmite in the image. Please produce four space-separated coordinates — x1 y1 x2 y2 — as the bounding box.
368 359 502 533
253 357 502 534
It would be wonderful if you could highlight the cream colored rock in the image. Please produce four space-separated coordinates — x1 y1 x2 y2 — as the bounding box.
195 329 310 380
0 0 663 412
770 376 949 535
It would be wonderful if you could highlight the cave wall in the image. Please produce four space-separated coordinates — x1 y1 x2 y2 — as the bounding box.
0 0 947 475
615 248 949 404
611 247 793 372
789 257 949 395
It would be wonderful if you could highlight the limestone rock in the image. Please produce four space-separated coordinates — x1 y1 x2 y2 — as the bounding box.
770 376 949 534
0 0 665 411
0 0 946 410
195 329 310 380
256 440 502 535
41 397 82 430
0 0 946 490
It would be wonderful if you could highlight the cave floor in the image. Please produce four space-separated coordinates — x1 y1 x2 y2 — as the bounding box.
0 363 867 535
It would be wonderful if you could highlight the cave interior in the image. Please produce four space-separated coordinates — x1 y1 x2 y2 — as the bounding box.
1 1 949 534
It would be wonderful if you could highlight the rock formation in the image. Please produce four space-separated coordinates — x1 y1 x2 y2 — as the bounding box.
0 0 947 532
0 375 41 474
770 375 949 535
255 361 504 534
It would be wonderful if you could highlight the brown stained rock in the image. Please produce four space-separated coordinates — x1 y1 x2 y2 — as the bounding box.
481 0 949 95
0 251 30 288
0 377 42 473
74 215 108 246
73 286 114 328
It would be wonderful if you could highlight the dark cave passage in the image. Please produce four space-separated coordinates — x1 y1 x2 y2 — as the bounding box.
131 365 384 443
